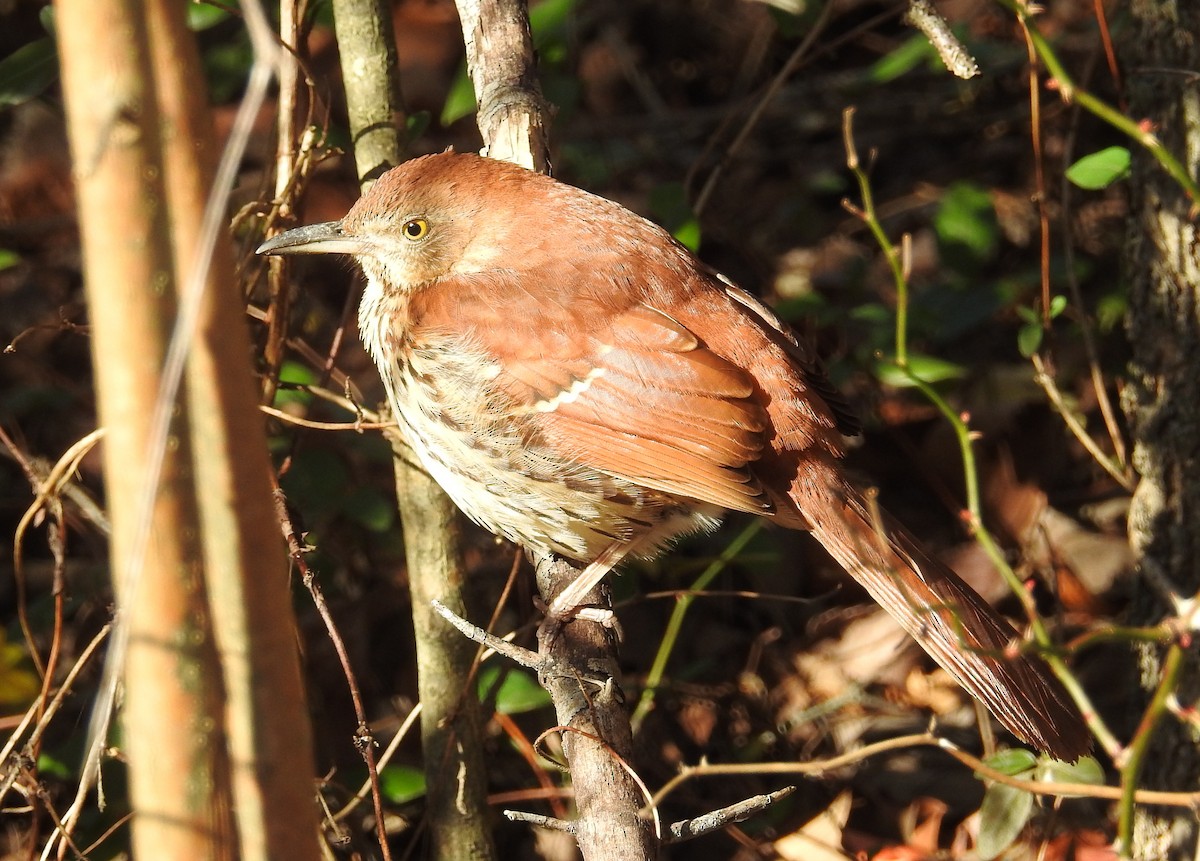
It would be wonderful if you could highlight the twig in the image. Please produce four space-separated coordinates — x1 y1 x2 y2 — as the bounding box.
431 600 560 674
0 625 112 805
998 0 1199 205
630 520 762 732
904 0 979 79
259 404 394 432
275 484 393 861
10 428 107 676
1030 354 1133 490
693 1 834 216
1116 643 1186 852
664 787 796 844
333 703 422 822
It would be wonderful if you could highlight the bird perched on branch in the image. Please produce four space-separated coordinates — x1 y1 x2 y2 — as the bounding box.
259 151 1089 761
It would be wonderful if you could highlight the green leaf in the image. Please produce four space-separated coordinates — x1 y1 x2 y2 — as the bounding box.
479 667 551 715
188 2 232 31
273 360 317 408
36 752 73 779
870 33 937 83
977 781 1034 860
1017 321 1043 357
0 249 20 271
378 765 426 804
0 38 58 107
279 360 316 386
405 110 431 142
874 354 966 387
529 0 575 61
673 219 701 252
1048 294 1067 318
1066 146 1131 190
934 181 998 260
648 183 702 251
1037 755 1104 796
1096 291 1127 333
983 747 1038 777
440 63 477 126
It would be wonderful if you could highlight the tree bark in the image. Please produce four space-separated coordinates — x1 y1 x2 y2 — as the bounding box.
1119 3 1200 858
55 2 236 857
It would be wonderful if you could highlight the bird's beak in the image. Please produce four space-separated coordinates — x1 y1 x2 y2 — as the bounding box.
256 221 366 256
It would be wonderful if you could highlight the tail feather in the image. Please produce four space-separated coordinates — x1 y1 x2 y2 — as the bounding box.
793 470 1090 761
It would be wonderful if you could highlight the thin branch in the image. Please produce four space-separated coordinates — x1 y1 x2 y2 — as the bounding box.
904 0 979 79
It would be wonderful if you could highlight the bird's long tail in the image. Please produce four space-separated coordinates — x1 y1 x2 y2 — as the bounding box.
791 465 1090 761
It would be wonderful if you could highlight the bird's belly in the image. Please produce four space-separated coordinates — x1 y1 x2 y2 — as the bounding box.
386 367 721 563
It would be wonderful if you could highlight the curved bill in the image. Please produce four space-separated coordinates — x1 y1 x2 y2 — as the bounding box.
256 221 365 256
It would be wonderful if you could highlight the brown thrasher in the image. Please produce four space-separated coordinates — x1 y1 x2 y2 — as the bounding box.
259 152 1089 761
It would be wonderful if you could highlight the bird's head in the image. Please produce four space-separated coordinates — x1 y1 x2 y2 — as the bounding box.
257 151 538 293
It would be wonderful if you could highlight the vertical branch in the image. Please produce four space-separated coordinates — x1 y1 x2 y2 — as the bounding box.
333 0 406 181
456 0 550 171
391 435 498 860
1119 3 1200 859
54 0 232 857
143 2 325 859
330 2 497 859
453 1 657 858
262 0 306 406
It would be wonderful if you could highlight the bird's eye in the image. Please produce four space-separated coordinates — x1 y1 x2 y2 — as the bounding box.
402 218 429 241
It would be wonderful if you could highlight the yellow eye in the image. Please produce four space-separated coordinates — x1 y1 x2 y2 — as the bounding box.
402 218 429 241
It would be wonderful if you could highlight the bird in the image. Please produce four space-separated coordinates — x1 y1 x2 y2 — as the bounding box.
258 151 1090 761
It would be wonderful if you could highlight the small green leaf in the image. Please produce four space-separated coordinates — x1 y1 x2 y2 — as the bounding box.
648 183 701 251
479 667 551 715
273 360 316 408
874 354 966 387
1066 146 1131 190
983 748 1039 777
849 302 889 324
1048 294 1067 318
0 249 20 271
673 219 701 252
870 33 937 83
378 765 426 804
1096 291 1127 333
440 64 477 126
36 752 73 779
405 110 431 142
279 360 316 386
0 38 58 107
977 782 1034 860
1037 755 1104 795
1015 305 1039 324
529 0 575 56
188 2 232 30
1017 321 1043 357
934 181 998 260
